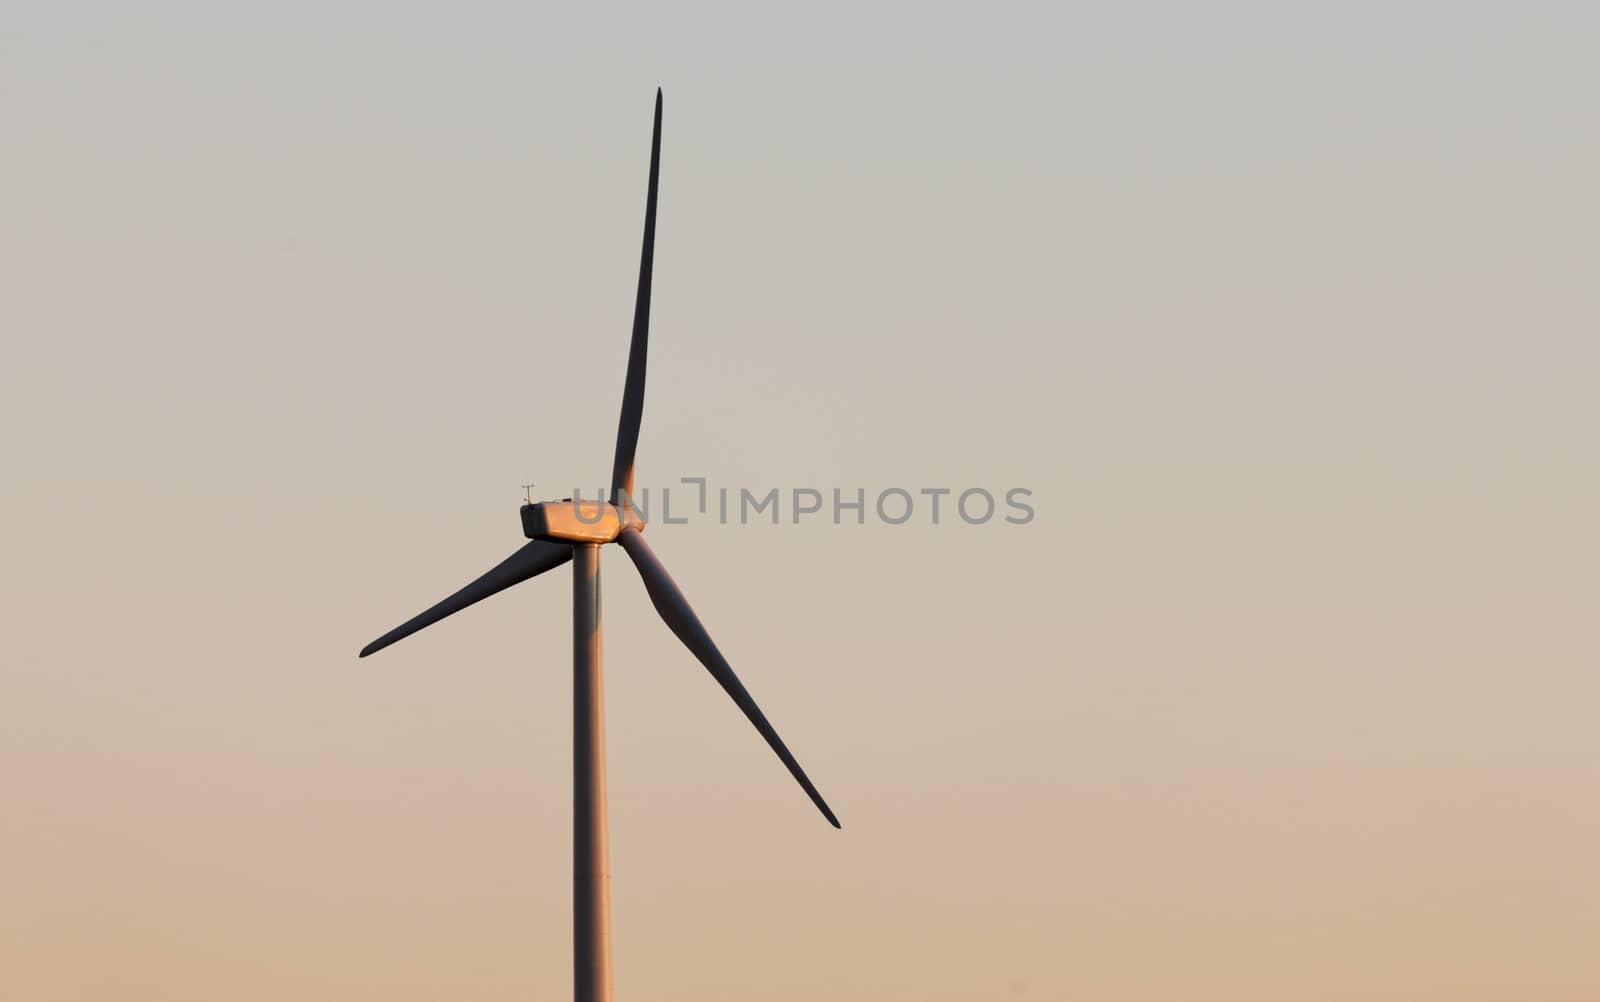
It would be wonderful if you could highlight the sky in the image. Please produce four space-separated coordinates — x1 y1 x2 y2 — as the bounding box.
2 3 1597 1000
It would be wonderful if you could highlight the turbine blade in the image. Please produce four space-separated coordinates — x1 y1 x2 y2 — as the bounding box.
359 540 573 657
609 89 662 500
616 528 840 828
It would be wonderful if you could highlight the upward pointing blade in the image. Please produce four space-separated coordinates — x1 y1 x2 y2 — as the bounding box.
610 89 662 502
359 540 573 657
616 528 841 828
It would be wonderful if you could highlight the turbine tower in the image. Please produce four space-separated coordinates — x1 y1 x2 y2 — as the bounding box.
358 89 839 1002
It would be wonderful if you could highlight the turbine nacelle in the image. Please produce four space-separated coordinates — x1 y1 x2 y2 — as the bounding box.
521 499 646 544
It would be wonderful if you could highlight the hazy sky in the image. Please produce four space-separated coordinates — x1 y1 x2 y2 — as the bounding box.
3 3 1597 1000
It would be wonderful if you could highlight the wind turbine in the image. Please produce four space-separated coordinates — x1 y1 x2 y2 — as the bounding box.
357 90 839 1002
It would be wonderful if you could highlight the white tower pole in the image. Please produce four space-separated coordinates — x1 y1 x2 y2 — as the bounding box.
571 543 612 1002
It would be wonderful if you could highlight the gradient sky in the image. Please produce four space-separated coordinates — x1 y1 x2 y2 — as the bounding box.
3 3 1597 1000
